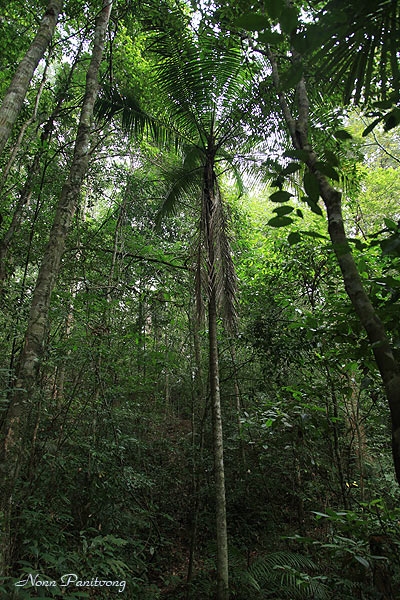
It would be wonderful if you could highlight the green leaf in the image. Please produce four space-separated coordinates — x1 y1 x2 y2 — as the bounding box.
270 190 293 203
373 100 394 109
280 6 298 34
284 149 309 162
303 23 332 52
303 172 320 202
258 31 284 45
362 117 382 137
383 108 400 131
302 230 328 240
296 209 303 218
303 196 323 216
273 205 294 216
288 231 301 245
323 149 339 167
334 129 353 141
281 63 304 91
268 216 294 227
384 218 398 232
354 556 370 569
282 162 301 175
315 161 339 181
291 33 309 54
381 236 400 256
265 0 283 20
235 13 270 31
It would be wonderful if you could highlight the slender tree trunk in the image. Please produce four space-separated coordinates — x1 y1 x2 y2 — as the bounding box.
205 158 229 600
0 0 113 576
268 48 400 485
209 289 229 600
0 58 48 195
186 315 206 598
0 0 63 156
229 345 246 469
0 47 83 283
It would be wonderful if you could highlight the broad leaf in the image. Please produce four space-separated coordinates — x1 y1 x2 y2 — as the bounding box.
383 108 400 131
284 149 309 162
235 13 270 31
288 231 301 245
270 190 293 203
268 215 294 227
258 31 284 45
265 0 283 20
282 162 301 175
334 129 353 141
303 196 323 216
362 117 382 137
315 161 339 181
323 149 339 167
273 205 294 216
303 172 320 202
280 6 298 34
281 63 304 91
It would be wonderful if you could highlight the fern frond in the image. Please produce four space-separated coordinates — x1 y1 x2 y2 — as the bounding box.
247 552 330 599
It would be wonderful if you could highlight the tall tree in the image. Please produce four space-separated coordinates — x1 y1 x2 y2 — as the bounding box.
0 0 63 156
111 15 255 598
0 0 113 576
233 2 400 483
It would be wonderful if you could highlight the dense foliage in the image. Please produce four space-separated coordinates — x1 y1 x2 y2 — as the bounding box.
0 0 399 599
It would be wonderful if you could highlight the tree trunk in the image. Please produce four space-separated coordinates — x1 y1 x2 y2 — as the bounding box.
0 47 82 283
205 158 229 600
268 48 400 485
0 0 63 156
0 0 113 576
317 180 400 483
209 289 229 600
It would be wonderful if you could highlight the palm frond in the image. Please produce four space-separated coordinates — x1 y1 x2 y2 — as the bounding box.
313 0 400 104
149 27 251 144
155 144 204 227
95 85 174 146
200 178 238 331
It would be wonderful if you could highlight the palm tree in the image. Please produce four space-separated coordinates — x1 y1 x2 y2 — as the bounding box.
104 16 256 599
153 27 254 600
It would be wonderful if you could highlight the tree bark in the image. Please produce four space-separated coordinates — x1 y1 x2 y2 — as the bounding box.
0 0 63 157
209 289 229 600
0 0 113 576
268 47 400 484
205 158 229 600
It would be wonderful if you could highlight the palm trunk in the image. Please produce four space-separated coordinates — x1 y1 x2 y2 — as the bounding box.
0 0 112 575
205 158 229 600
268 48 400 485
0 0 63 156
209 288 229 600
